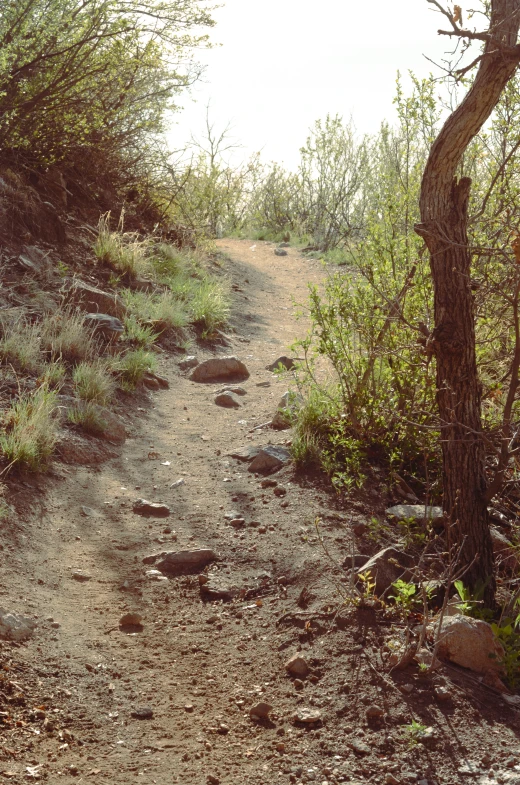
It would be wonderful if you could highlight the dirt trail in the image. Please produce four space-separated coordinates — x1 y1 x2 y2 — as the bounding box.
1 240 351 784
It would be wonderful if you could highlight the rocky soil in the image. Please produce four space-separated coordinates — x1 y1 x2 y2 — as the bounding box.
1 240 520 785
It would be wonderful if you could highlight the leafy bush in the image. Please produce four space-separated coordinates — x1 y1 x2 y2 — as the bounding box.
0 388 58 471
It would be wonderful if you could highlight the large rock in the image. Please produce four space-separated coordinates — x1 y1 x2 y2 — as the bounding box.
0 608 36 641
248 445 291 473
386 504 443 523
190 356 249 383
83 313 124 340
65 279 126 318
352 546 414 595
491 527 519 572
435 614 505 675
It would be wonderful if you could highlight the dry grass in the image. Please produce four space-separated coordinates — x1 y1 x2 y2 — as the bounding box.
41 310 95 363
94 213 150 280
0 319 42 372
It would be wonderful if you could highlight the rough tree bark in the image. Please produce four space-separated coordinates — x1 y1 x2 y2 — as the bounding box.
416 0 520 606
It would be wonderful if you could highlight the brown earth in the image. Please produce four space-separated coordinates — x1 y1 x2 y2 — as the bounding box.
1 239 520 785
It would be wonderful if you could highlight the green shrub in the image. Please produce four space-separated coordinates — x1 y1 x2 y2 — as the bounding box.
72 360 115 405
0 388 58 471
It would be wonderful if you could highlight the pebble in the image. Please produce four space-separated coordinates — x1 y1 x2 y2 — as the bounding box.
366 704 384 718
294 708 321 724
133 499 171 517
285 653 310 679
214 391 242 408
72 571 92 581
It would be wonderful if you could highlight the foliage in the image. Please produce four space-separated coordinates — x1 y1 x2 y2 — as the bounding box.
389 579 418 612
0 388 58 471
0 0 215 169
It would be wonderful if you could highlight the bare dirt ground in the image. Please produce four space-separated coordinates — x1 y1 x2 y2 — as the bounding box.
1 239 520 785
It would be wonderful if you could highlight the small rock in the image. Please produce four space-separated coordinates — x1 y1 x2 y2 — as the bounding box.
178 356 199 370
170 478 185 488
294 708 321 724
72 571 92 582
0 608 37 641
386 504 443 523
190 356 249 383
81 506 100 518
131 706 153 719
366 705 384 718
230 518 245 528
250 702 272 719
207 776 220 785
184 704 194 712
350 740 371 755
385 775 399 785
83 313 124 339
133 499 171 517
214 391 242 408
274 486 287 497
352 546 414 595
153 549 218 574
278 242 290 248
261 479 278 488
120 612 143 627
256 381 271 387
215 386 247 396
400 683 414 695
285 653 310 679
274 248 288 257
248 445 291 474
266 356 296 372
217 723 229 734
434 614 505 677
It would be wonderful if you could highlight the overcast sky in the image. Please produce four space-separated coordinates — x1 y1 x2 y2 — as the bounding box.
168 0 466 168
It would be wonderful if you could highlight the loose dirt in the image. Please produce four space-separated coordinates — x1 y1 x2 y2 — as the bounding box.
1 240 519 785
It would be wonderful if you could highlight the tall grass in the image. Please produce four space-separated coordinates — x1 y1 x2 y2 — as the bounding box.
94 213 150 280
0 387 58 471
0 320 42 372
41 310 95 362
73 360 115 405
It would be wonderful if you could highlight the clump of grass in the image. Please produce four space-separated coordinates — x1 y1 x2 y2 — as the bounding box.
0 387 58 471
122 290 189 332
39 360 67 389
68 401 108 436
151 243 190 281
116 349 156 390
94 213 150 280
72 360 115 405
0 320 42 372
189 279 230 334
123 314 160 348
41 310 95 362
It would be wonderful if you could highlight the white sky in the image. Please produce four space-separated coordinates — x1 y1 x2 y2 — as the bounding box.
168 0 466 169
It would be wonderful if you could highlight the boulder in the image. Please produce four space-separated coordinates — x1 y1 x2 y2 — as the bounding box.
190 356 249 383
491 527 519 572
352 546 414 595
434 614 505 676
248 445 292 473
214 391 242 408
386 504 443 523
65 279 126 318
285 653 310 679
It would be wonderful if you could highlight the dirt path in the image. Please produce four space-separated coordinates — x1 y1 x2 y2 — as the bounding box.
2 240 520 785
1 240 351 784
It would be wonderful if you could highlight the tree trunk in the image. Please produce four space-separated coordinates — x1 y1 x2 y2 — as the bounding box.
416 0 520 606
